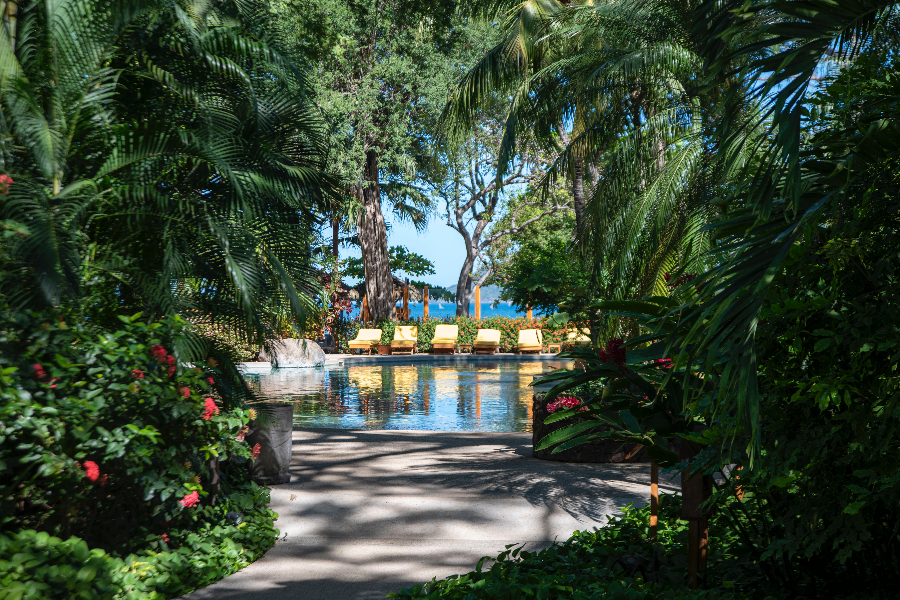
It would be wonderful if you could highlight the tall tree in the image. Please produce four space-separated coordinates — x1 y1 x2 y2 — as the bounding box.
272 0 497 321
433 108 571 315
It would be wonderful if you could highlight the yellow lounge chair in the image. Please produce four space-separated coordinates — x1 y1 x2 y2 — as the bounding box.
347 328 382 354
431 324 459 354
473 329 500 355
566 328 591 347
517 329 543 354
391 326 418 355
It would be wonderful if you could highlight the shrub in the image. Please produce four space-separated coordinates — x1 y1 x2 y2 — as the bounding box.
0 311 255 555
0 310 277 598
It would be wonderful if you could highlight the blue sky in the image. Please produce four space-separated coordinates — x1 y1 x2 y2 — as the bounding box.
339 212 467 288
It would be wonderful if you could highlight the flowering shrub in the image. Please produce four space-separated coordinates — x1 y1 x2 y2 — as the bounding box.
0 310 266 560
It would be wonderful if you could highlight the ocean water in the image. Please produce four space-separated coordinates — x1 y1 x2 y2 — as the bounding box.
349 302 532 321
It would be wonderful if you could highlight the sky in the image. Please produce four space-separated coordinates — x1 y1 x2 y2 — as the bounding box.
338 211 468 289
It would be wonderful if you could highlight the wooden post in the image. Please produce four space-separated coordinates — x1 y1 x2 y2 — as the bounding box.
650 461 659 541
403 285 409 320
474 285 481 321
680 437 711 589
362 295 369 323
526 306 533 321
423 286 429 320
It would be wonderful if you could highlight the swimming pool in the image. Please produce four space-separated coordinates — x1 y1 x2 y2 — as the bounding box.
245 361 572 432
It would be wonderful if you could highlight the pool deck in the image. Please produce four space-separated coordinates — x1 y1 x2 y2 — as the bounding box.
184 428 678 600
238 352 572 373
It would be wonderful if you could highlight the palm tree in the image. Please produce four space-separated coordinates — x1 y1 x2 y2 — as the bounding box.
0 0 331 360
444 0 760 337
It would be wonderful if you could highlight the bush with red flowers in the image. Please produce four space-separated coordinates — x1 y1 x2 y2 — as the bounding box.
0 310 277 598
340 315 583 353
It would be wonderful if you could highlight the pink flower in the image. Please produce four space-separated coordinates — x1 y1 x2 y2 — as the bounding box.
131 369 144 379
150 344 166 362
547 396 588 414
250 443 261 460
655 358 673 369
206 376 215 386
32 364 46 380
202 397 218 420
83 461 100 482
181 387 191 398
598 339 626 369
161 533 170 542
180 491 200 508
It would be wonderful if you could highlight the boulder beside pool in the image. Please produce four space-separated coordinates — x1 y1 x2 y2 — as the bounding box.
258 338 325 368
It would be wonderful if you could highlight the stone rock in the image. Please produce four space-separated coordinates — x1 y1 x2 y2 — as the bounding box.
258 338 325 368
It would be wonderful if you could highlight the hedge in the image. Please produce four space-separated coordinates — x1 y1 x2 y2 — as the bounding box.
340 315 585 353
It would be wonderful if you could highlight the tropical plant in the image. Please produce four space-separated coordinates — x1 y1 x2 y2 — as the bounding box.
443 0 761 335
0 0 330 362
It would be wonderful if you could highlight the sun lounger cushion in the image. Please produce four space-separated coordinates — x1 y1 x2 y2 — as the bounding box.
517 329 543 350
348 328 382 348
392 326 417 346
473 329 501 345
566 329 591 345
431 324 459 344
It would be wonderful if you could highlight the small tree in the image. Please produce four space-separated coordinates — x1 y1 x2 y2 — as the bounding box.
435 113 572 315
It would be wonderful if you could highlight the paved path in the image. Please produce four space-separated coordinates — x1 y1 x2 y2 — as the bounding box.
186 429 677 600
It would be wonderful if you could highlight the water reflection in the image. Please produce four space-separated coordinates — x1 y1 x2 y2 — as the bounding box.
245 361 572 432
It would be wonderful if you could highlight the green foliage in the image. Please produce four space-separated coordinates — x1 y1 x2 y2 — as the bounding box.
487 201 593 317
0 484 277 599
0 311 257 557
344 246 436 280
390 495 745 600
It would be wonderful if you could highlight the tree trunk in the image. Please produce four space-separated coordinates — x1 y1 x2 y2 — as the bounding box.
572 157 586 236
356 150 394 322
455 254 476 316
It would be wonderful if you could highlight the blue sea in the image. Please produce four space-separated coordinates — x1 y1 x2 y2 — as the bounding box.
348 302 530 321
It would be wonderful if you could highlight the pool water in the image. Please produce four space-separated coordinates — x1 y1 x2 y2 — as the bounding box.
245 361 572 432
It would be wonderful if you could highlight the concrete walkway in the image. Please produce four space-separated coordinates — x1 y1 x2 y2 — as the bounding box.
186 429 678 600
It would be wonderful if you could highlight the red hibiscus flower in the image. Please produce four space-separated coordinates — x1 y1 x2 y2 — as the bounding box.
83 461 100 482
180 491 200 508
